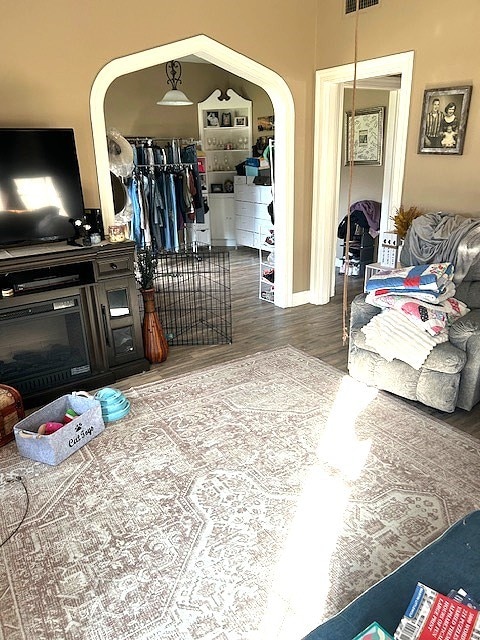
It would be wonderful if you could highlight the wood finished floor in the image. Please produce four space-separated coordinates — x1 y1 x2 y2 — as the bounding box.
116 247 480 439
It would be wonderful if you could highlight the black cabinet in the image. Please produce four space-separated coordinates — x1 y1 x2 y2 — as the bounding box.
0 241 148 407
97 276 144 369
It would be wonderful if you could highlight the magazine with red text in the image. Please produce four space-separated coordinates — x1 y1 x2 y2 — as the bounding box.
394 583 480 640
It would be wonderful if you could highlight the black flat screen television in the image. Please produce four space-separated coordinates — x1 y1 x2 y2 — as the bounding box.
0 128 85 247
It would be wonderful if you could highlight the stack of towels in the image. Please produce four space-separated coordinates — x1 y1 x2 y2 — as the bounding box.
362 263 469 369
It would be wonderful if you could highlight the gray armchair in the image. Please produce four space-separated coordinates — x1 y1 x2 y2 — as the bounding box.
348 275 480 413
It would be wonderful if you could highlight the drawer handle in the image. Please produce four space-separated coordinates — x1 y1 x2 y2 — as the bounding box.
110 262 118 270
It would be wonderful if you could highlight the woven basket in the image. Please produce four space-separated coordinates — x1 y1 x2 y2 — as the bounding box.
0 384 25 447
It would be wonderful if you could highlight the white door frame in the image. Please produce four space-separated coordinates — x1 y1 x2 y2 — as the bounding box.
309 51 414 305
90 35 295 308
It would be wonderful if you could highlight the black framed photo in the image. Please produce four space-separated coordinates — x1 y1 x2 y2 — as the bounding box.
211 183 223 193
221 112 232 127
344 106 385 165
418 85 472 155
206 111 220 127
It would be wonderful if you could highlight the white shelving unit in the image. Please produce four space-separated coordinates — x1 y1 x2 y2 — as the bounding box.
198 89 252 246
259 231 275 303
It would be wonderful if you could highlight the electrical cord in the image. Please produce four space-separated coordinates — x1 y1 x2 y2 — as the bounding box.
0 476 29 548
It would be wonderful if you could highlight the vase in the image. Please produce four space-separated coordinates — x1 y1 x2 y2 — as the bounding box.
140 288 169 363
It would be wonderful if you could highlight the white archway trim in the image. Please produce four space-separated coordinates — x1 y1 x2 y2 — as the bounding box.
309 51 414 305
90 35 295 308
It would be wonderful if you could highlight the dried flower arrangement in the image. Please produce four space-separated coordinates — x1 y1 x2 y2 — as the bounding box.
135 245 157 290
393 205 424 239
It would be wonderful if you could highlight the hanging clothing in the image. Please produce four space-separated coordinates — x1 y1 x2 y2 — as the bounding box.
349 200 382 237
125 138 205 250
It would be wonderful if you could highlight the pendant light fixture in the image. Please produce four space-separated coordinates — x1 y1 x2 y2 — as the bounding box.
156 60 193 106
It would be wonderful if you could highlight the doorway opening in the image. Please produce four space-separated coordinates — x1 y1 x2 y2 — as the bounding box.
90 35 295 308
310 51 414 305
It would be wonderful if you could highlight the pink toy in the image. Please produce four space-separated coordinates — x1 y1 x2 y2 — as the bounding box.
38 422 64 436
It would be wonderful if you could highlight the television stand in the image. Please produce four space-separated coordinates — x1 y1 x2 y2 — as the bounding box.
0 240 149 408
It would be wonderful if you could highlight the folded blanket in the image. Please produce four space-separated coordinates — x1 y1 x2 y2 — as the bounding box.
365 293 469 336
361 309 449 369
365 262 454 293
366 281 456 304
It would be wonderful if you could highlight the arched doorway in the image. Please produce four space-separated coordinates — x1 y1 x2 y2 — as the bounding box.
90 35 295 308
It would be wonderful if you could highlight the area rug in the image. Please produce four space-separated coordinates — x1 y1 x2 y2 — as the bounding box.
1 346 480 640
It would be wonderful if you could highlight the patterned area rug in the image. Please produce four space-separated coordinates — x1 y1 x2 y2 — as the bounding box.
1 346 480 640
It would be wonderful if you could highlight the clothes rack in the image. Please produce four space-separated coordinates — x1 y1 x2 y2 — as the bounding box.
123 138 207 251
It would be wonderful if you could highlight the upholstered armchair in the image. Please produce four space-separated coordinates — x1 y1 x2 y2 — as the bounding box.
348 273 480 413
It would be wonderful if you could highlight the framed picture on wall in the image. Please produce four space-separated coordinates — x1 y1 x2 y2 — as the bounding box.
344 106 385 166
418 85 472 155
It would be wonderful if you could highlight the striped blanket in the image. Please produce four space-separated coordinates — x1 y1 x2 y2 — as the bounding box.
361 309 449 369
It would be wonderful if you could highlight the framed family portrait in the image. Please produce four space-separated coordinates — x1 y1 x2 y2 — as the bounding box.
418 85 472 155
344 106 385 166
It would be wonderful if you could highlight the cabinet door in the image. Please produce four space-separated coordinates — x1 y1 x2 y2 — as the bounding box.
209 194 236 245
98 277 144 367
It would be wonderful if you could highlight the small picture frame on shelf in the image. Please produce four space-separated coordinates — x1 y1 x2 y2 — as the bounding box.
234 116 247 127
206 111 220 127
221 112 232 127
211 183 223 193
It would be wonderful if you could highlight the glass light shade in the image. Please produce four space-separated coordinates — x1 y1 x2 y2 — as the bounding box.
157 89 193 106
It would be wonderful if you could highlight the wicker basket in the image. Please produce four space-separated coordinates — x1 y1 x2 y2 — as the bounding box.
0 384 25 447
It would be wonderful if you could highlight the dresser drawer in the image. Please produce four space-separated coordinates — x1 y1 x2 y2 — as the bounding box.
236 215 256 233
252 202 271 221
96 255 133 279
234 200 253 216
236 229 255 248
234 183 272 205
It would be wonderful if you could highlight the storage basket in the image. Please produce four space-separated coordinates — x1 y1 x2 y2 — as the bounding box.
14 393 104 465
0 384 25 447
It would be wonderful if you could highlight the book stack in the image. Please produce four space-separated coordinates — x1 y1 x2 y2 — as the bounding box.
352 584 480 640
394 583 480 640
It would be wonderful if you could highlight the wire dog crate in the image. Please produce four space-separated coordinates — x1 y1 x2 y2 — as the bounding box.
139 245 232 346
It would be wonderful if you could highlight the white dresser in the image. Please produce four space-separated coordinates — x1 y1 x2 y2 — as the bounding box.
234 176 272 248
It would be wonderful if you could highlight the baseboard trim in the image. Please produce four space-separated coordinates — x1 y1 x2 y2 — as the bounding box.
291 290 312 306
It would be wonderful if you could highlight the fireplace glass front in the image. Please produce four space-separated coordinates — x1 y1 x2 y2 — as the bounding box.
0 295 91 396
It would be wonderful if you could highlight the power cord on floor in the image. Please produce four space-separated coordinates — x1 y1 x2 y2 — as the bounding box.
0 476 29 548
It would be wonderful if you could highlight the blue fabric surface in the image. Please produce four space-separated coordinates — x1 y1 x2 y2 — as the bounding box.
302 511 480 640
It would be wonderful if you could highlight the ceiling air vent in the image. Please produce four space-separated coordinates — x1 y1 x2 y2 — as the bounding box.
346 0 379 14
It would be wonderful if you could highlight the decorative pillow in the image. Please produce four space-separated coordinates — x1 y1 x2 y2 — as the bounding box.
365 293 469 336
